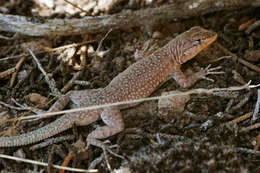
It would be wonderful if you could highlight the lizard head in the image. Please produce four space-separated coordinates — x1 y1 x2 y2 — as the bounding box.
171 26 217 64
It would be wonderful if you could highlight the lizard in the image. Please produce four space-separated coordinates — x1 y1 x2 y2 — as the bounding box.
0 26 219 148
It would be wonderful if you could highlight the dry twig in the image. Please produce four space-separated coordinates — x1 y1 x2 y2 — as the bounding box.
61 71 83 93
47 145 56 173
252 89 260 122
27 48 61 96
240 123 260 132
0 154 97 172
225 112 252 125
64 0 88 13
216 43 260 73
0 0 260 36
245 20 260 34
5 82 252 123
60 151 75 173
10 56 26 87
0 67 16 79
238 18 256 31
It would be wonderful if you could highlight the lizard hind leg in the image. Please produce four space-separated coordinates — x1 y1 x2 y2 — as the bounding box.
86 107 124 149
86 107 125 168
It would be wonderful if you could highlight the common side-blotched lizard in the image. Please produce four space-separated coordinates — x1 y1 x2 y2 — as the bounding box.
0 26 218 148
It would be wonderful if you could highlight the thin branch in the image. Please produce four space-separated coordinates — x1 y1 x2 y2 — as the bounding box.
0 0 260 36
245 20 260 33
27 48 61 96
216 43 260 73
0 40 96 62
10 56 26 87
8 82 253 122
225 112 252 125
252 89 260 122
0 100 29 111
0 67 16 79
64 0 88 13
240 123 260 132
0 154 97 172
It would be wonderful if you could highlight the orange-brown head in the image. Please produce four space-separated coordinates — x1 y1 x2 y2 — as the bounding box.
169 26 217 64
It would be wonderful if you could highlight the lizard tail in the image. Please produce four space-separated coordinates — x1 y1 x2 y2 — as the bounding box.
0 114 73 147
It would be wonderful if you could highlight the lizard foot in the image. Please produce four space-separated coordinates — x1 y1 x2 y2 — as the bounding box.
86 138 125 170
198 64 225 82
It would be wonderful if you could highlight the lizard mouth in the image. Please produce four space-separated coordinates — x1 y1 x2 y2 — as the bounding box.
205 33 217 46
177 26 218 64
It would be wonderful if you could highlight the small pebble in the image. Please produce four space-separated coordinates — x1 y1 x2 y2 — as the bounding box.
26 93 49 108
158 90 190 120
152 31 163 39
244 50 260 62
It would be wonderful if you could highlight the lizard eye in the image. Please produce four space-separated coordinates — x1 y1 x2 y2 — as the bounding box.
193 39 201 46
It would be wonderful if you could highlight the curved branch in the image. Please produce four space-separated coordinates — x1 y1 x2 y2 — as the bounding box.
0 0 260 36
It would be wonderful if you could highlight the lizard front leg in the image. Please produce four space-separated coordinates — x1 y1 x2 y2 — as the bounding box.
171 64 223 88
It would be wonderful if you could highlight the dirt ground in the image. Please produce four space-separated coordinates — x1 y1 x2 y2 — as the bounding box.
0 0 259 172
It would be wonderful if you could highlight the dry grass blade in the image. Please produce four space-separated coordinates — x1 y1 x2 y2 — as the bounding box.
0 154 97 172
5 81 253 123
